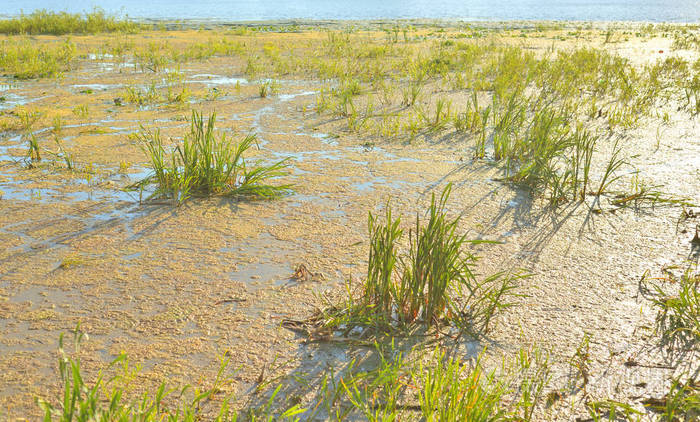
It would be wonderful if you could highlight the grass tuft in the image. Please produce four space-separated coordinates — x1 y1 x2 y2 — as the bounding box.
420 351 507 421
132 111 292 204
310 184 524 338
0 39 75 79
643 267 699 351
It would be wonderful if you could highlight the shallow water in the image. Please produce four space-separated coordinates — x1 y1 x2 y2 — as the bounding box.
3 0 700 22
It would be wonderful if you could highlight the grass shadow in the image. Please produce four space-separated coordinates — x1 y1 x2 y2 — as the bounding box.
239 328 480 421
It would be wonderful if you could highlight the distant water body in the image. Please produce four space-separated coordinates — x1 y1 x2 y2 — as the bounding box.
3 1 700 23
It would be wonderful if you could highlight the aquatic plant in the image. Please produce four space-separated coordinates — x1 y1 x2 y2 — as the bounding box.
0 38 75 79
132 111 292 204
124 82 160 105
51 116 75 170
420 351 508 422
311 184 523 337
38 325 558 422
643 267 699 351
26 134 41 163
36 326 306 421
259 81 271 98
72 104 89 119
0 8 141 35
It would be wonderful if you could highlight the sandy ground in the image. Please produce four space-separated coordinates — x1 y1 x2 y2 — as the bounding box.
0 24 698 420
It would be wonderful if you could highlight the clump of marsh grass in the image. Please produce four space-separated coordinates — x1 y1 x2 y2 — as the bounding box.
0 9 140 35
496 109 602 207
258 80 278 98
306 184 523 339
0 38 75 79
131 111 291 204
642 267 699 351
18 108 41 165
339 347 515 421
39 326 556 422
25 134 41 163
51 116 74 170
610 175 695 209
124 82 160 105
36 325 305 421
419 351 508 421
280 341 552 421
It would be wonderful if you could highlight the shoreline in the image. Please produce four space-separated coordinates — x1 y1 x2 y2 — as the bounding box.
0 15 699 28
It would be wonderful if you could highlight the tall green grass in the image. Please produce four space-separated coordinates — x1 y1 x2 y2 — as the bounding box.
282 31 699 207
132 111 292 204
36 326 305 421
38 327 556 422
341 348 517 422
314 184 523 337
643 267 699 351
0 9 140 35
0 38 75 79
497 108 604 206
420 352 508 421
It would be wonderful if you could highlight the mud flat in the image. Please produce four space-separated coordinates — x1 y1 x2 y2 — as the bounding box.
0 18 699 420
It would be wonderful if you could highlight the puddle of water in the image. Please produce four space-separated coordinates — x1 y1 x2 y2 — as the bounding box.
288 193 338 209
0 139 23 161
95 62 136 72
0 157 152 206
186 74 248 86
352 179 381 192
0 185 61 202
278 90 316 102
0 93 27 111
377 150 423 164
87 53 115 60
248 105 276 146
63 187 140 203
71 83 124 92
317 134 338 146
350 177 422 193
269 150 336 163
290 166 312 176
294 130 337 145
